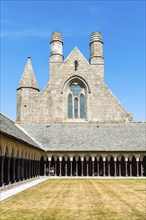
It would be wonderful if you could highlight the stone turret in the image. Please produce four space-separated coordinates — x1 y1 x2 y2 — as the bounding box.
16 57 39 122
50 32 63 63
89 32 104 65
17 57 39 91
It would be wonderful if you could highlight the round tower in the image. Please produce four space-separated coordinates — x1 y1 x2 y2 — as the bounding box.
50 32 63 63
89 32 104 65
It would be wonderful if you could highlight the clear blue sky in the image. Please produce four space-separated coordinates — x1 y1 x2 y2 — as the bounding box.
1 0 145 121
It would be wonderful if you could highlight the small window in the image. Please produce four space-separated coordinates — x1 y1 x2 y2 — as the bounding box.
74 60 78 71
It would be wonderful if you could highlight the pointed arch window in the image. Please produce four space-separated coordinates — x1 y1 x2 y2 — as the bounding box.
67 82 85 119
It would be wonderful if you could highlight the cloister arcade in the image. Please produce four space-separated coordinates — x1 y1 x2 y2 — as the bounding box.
1 135 146 187
44 154 146 177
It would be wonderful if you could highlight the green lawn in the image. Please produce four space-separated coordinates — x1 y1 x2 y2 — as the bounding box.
0 179 146 220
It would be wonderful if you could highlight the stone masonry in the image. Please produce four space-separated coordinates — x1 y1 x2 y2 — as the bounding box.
16 32 132 123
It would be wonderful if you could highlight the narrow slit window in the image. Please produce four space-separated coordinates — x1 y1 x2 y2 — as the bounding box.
74 60 78 71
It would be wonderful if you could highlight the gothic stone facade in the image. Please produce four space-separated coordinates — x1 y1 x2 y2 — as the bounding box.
16 32 132 124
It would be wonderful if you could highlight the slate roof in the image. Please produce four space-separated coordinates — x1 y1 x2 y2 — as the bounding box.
19 123 146 152
0 114 41 150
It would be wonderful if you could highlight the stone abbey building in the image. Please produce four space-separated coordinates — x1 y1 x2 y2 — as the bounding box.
0 32 145 186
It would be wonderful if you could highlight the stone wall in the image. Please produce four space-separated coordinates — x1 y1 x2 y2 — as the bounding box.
16 32 132 123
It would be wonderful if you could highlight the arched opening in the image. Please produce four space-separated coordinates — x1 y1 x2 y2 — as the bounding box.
99 157 103 176
110 156 114 176
132 156 137 176
121 156 125 176
40 156 44 176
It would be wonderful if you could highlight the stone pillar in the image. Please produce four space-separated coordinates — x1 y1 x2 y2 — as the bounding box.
114 158 117 177
136 158 139 177
92 157 95 176
44 160 46 176
130 161 132 176
119 160 121 176
81 157 84 176
0 156 5 186
65 161 67 176
125 158 128 177
70 157 73 177
54 160 57 176
103 157 106 176
141 161 143 177
97 160 99 176
108 161 110 176
59 157 62 176
76 161 78 176
48 160 51 176
86 161 89 176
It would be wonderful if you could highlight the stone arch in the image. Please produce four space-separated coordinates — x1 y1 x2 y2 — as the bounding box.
63 75 91 93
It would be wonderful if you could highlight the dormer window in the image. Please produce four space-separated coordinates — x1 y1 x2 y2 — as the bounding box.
74 60 78 71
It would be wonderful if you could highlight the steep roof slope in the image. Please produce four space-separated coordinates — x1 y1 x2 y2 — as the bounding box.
0 114 41 150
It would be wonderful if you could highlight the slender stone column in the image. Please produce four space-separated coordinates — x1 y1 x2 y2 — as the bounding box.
86 161 89 176
114 158 117 177
141 161 143 177
76 161 78 176
119 161 121 176
81 157 84 176
70 157 73 177
44 160 46 176
12 158 16 182
103 158 106 176
0 156 5 186
97 160 99 176
108 161 110 176
92 158 95 176
65 161 67 176
48 157 51 176
59 157 62 176
136 158 139 177
130 161 132 176
54 160 57 176
125 158 128 177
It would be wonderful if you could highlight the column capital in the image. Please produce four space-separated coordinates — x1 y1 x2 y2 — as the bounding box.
92 157 95 162
136 158 139 162
59 157 62 162
114 157 117 162
125 158 128 162
48 157 51 161
81 157 84 162
70 157 73 161
103 157 106 162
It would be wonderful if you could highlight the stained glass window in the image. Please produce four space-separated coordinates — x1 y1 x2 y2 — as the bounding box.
74 98 78 118
80 94 84 118
70 84 83 96
68 94 72 118
68 82 85 119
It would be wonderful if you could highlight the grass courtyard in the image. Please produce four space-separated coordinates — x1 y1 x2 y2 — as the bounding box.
0 179 146 220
